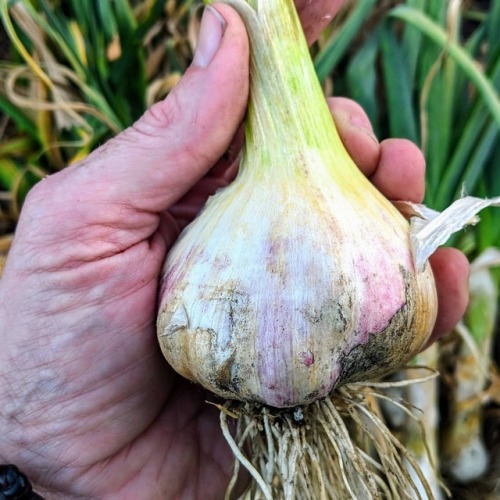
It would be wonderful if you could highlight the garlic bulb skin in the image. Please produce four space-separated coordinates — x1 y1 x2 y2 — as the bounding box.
157 157 437 408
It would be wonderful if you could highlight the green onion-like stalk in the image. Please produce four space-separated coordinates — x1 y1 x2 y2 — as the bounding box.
441 249 500 483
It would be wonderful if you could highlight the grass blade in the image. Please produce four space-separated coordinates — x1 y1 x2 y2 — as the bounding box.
0 93 38 138
314 0 377 83
345 30 380 130
389 5 500 126
380 23 418 143
0 136 34 157
487 0 500 65
400 0 426 83
435 55 500 209
460 124 499 198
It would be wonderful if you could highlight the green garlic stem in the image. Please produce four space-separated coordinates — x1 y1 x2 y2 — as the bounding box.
222 0 360 180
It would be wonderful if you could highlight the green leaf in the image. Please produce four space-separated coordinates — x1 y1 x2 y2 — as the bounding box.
109 0 147 122
380 23 418 143
389 5 500 127
0 94 38 138
0 157 40 202
345 30 380 131
451 24 485 130
112 0 137 39
435 56 500 208
416 0 446 90
136 0 169 39
487 0 500 65
30 0 87 78
314 0 377 83
0 136 34 157
400 0 426 83
460 124 499 197
96 0 119 41
0 157 20 189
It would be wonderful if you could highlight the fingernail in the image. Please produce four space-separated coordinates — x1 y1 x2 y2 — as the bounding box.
351 115 378 144
192 6 226 68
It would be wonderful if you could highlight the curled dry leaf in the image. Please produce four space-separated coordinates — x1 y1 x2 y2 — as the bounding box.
395 196 500 271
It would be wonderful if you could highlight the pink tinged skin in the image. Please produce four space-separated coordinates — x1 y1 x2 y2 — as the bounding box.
256 313 295 407
250 205 412 407
340 198 413 353
299 349 314 367
253 218 342 407
352 251 406 344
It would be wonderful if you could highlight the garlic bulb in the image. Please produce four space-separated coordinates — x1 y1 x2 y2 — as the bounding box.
157 176 437 408
157 0 438 409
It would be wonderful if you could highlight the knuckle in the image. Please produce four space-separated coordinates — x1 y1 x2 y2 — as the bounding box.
136 91 184 136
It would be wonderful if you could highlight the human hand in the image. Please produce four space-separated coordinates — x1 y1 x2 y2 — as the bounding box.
0 2 468 499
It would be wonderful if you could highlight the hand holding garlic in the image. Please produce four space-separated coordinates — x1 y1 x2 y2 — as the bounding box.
0 2 468 498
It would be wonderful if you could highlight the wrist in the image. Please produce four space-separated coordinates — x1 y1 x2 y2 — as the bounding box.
0 464 45 499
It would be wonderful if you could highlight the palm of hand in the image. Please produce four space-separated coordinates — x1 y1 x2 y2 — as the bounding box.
0 166 235 498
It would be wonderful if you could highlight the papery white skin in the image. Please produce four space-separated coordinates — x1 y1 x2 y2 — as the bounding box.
157 150 437 408
396 196 500 271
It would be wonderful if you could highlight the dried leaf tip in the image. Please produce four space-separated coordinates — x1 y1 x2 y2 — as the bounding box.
397 196 500 272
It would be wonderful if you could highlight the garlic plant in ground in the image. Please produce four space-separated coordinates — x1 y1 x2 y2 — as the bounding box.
157 0 500 497
382 347 447 500
440 249 500 484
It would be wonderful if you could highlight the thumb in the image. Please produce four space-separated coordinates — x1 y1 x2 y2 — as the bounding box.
56 4 249 214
